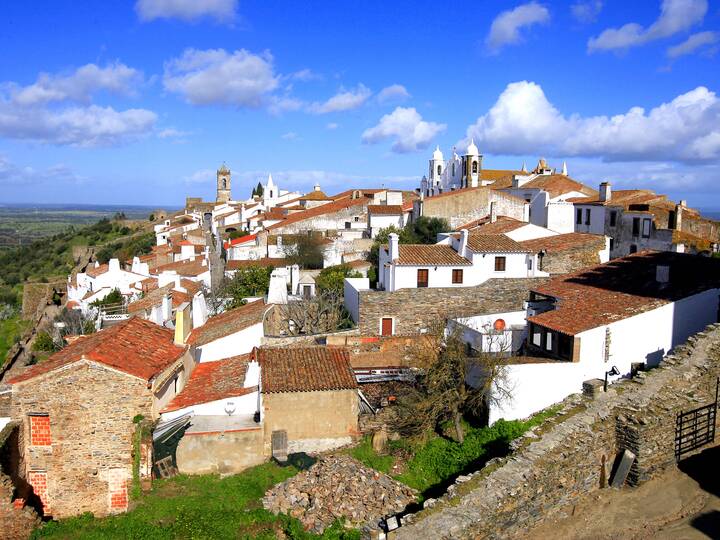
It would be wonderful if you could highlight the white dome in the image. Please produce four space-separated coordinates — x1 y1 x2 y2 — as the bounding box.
432 145 443 161
466 138 479 156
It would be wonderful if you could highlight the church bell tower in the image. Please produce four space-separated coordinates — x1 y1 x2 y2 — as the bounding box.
216 163 231 204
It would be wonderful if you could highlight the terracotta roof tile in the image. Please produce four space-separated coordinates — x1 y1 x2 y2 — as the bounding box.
493 174 596 199
459 216 525 234
162 354 255 412
266 196 369 231
85 263 109 278
527 251 720 335
299 190 332 201
567 190 664 207
518 233 606 253
152 258 209 277
465 234 529 253
187 299 267 346
225 234 257 248
368 205 404 215
256 347 357 393
8 318 185 384
389 244 472 266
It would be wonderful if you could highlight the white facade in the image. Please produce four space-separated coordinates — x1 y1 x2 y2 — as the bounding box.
68 258 149 308
453 310 528 354
486 287 720 424
344 277 371 323
195 323 265 363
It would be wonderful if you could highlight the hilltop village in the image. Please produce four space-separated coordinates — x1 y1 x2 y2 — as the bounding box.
2 142 720 537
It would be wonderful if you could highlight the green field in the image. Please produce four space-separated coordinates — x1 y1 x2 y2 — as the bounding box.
32 462 359 540
0 314 29 366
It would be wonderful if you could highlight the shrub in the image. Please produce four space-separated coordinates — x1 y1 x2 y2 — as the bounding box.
32 331 58 352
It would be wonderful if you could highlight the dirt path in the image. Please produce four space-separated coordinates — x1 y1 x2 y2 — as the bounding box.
523 445 720 540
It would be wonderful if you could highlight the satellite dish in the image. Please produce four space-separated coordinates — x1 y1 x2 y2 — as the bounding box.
224 402 236 416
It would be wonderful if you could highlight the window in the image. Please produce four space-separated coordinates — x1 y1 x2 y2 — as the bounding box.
545 332 553 351
463 161 466 175
532 325 542 346
452 269 463 284
417 268 429 287
632 217 640 236
472 161 478 173
609 238 615 252
642 218 651 238
29 414 51 446
629 244 638 254
381 318 393 336
609 211 617 227
576 208 583 225
452 163 456 176
494 256 506 272
354 216 360 222
345 221 351 229
585 209 591 225
437 165 442 176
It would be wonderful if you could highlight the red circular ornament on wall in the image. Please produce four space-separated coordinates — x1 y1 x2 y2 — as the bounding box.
493 319 506 331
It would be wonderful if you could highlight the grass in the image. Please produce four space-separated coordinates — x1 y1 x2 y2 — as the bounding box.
32 462 360 540
350 406 563 497
0 314 29 366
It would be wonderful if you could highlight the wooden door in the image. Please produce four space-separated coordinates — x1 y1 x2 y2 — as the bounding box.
381 317 393 336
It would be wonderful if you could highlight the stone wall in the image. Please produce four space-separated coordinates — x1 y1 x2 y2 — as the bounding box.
176 428 264 475
418 189 526 229
540 239 607 275
0 422 40 539
262 389 360 455
358 278 544 335
11 363 153 518
394 324 720 539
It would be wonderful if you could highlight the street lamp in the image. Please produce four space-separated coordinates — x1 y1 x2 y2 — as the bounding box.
604 366 620 392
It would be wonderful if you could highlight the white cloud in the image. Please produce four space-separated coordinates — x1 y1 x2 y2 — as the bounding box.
157 127 190 139
281 131 299 140
287 69 321 82
667 31 719 58
136 0 237 23
588 0 707 52
5 62 142 106
184 168 215 184
464 80 720 162
0 62 156 147
233 169 419 191
163 48 279 107
326 122 339 130
267 95 304 115
486 2 550 53
308 84 371 114
0 155 85 186
362 107 446 153
377 84 410 104
571 1 602 23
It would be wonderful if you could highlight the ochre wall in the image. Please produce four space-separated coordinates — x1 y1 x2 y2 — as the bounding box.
176 428 264 475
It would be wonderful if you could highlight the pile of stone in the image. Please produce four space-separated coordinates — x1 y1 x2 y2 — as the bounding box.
263 454 416 533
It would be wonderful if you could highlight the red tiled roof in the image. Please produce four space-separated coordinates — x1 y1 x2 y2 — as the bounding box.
518 233 606 253
8 318 185 384
492 174 596 199
187 299 267 346
459 216 525 234
225 234 257 248
266 196 369 231
299 190 332 201
527 251 720 336
368 205 404 215
85 263 109 278
226 258 286 270
386 244 472 266
568 190 663 207
256 347 357 393
465 234 529 253
152 258 209 277
127 280 202 314
162 354 255 412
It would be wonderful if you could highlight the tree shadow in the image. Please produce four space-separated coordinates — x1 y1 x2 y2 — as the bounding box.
678 445 720 498
689 511 720 539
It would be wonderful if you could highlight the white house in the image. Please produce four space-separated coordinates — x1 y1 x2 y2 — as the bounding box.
68 258 150 309
187 299 268 363
152 257 213 289
367 205 407 238
378 230 547 292
481 251 720 424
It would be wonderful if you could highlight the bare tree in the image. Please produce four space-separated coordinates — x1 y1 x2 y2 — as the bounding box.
275 289 352 336
390 320 514 443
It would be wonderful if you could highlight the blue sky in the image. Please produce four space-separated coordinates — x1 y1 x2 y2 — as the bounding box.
0 0 719 208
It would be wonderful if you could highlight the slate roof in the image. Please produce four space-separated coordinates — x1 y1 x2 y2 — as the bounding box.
8 318 185 384
386 244 472 266
187 299 267 346
466 234 529 253
161 354 255 412
256 347 357 393
518 233 606 253
527 251 720 336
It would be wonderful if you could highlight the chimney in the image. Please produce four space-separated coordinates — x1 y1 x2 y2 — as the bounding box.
599 182 611 202
490 202 497 223
388 233 399 261
679 199 687 207
161 294 172 322
173 275 186 293
108 258 120 272
459 229 469 256
656 265 670 285
314 182 321 192
674 203 684 230
174 302 191 345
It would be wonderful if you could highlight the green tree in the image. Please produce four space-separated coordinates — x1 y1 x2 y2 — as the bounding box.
254 182 264 198
32 331 59 352
223 266 273 309
282 235 325 269
315 264 362 295
90 288 123 308
411 216 451 244
148 213 155 222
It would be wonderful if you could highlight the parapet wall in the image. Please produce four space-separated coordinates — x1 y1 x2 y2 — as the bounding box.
395 324 720 539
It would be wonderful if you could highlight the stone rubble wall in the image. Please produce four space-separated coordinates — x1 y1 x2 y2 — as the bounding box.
0 422 40 539
394 323 720 539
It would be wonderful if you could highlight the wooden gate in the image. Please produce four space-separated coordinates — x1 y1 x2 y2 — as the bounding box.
675 377 718 461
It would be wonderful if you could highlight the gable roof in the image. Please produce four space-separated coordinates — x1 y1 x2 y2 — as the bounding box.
152 258 209 277
493 174 597 199
127 281 202 315
265 196 369 231
225 234 257 248
8 318 185 384
459 216 526 234
568 189 667 207
299 190 332 201
368 205 404 215
256 347 357 393
187 299 267 346
527 251 720 336
387 244 472 266
465 234 529 253
518 232 606 253
161 354 255 412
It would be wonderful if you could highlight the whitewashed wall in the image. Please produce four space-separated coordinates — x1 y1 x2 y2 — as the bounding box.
196 323 265 363
344 278 370 323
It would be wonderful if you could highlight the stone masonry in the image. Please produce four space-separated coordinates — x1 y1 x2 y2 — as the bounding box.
10 363 153 518
358 278 546 335
0 422 40 540
394 323 720 539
